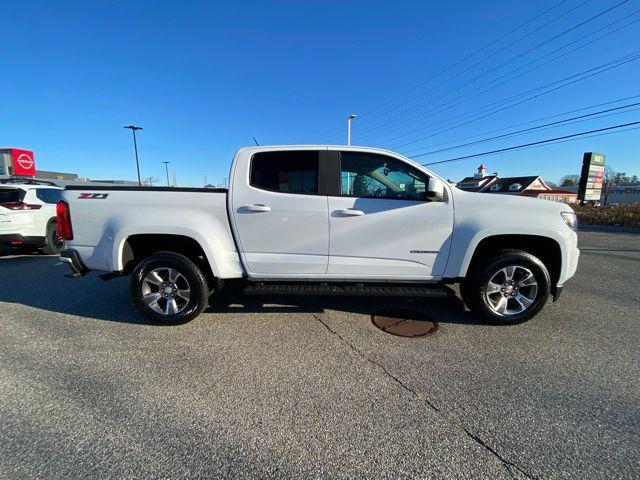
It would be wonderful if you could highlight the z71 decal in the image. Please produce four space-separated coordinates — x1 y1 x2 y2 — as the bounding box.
78 193 109 199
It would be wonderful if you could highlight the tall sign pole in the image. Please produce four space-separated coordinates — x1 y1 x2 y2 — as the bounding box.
347 114 357 146
162 161 171 187
124 125 143 186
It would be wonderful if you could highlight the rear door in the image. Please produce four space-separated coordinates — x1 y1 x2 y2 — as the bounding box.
230 148 330 276
327 150 454 279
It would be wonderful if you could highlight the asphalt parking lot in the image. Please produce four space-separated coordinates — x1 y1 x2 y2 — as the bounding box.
0 227 638 479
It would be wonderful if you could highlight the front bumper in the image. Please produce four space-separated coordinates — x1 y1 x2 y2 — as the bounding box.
60 249 90 277
559 246 580 286
0 233 46 247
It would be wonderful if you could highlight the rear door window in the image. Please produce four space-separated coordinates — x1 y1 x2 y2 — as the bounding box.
250 151 320 194
35 189 62 204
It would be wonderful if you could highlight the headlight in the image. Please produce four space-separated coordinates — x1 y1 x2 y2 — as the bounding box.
561 212 578 232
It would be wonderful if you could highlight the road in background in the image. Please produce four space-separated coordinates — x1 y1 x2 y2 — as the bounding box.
0 228 638 479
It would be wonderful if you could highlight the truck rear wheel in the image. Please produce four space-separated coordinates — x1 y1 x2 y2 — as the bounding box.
131 252 209 325
464 250 550 324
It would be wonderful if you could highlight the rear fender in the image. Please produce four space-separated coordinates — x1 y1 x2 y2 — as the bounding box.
113 228 221 276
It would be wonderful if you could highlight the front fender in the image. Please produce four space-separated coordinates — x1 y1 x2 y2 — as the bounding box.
445 224 574 280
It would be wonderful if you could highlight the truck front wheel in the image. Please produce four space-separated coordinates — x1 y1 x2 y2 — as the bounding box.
131 252 210 325
463 250 550 324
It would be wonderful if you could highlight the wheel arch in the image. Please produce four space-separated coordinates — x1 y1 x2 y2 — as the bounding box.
461 233 562 290
119 233 218 287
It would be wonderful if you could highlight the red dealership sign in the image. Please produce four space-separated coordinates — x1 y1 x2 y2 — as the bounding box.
10 149 36 176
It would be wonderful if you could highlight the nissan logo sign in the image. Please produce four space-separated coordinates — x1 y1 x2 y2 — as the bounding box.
16 153 34 170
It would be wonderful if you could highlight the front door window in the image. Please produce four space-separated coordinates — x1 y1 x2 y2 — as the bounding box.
340 152 427 201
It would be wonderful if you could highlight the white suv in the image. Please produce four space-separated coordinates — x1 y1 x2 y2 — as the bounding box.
0 180 63 254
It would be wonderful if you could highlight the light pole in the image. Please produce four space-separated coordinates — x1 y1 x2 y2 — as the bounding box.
124 125 143 186
162 161 171 187
347 114 357 146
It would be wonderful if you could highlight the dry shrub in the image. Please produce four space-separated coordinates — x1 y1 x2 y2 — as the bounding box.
573 203 640 227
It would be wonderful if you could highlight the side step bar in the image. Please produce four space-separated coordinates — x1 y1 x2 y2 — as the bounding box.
242 282 451 298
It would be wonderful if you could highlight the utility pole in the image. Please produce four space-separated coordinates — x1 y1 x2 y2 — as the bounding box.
347 114 357 146
124 125 143 186
162 161 171 187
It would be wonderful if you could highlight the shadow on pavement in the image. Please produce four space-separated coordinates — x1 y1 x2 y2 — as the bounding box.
0 246 43 257
0 254 149 325
0 254 484 327
209 289 485 326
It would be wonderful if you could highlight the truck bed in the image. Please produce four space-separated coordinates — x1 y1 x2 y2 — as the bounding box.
62 185 243 277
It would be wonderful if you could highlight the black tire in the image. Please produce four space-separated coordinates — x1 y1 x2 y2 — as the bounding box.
130 252 209 325
465 250 550 324
41 221 62 255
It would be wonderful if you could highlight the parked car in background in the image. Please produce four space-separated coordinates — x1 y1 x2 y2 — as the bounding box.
0 179 63 254
58 145 580 325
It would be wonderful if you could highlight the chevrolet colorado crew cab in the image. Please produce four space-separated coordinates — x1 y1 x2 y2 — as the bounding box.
58 146 580 325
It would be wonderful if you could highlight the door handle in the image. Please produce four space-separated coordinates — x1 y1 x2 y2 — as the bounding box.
335 208 365 216
240 204 272 213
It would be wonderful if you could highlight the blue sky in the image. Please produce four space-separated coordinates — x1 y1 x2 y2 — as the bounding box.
1 0 638 186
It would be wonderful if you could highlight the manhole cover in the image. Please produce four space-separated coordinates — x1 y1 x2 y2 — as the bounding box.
372 309 438 338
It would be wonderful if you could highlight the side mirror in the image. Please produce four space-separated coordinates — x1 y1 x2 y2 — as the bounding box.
425 177 445 201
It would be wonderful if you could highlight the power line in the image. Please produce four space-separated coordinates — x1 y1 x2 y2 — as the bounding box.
314 0 571 141
522 124 640 148
407 101 640 157
359 0 573 119
520 125 640 151
360 9 640 144
402 94 640 154
357 0 634 141
413 120 640 164
353 0 594 137
386 51 640 150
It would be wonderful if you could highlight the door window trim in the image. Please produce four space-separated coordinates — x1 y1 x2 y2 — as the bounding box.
248 150 329 196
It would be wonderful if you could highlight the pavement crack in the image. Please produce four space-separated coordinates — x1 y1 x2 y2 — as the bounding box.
310 313 538 480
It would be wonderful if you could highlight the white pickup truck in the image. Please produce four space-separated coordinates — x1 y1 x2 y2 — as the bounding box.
58 146 580 325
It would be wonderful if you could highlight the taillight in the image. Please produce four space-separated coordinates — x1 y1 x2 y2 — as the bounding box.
56 200 73 240
0 202 42 210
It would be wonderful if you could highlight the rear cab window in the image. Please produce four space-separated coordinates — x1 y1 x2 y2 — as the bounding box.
250 151 320 194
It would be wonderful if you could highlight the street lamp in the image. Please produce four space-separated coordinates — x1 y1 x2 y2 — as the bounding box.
162 161 171 187
124 125 143 186
347 114 357 146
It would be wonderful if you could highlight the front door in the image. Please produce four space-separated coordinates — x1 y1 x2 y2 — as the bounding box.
230 149 329 277
327 151 453 279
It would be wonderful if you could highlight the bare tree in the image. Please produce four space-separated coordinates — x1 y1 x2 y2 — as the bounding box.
602 165 617 205
560 174 579 186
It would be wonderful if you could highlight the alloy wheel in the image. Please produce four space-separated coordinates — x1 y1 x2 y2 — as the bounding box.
484 265 538 316
141 267 191 316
